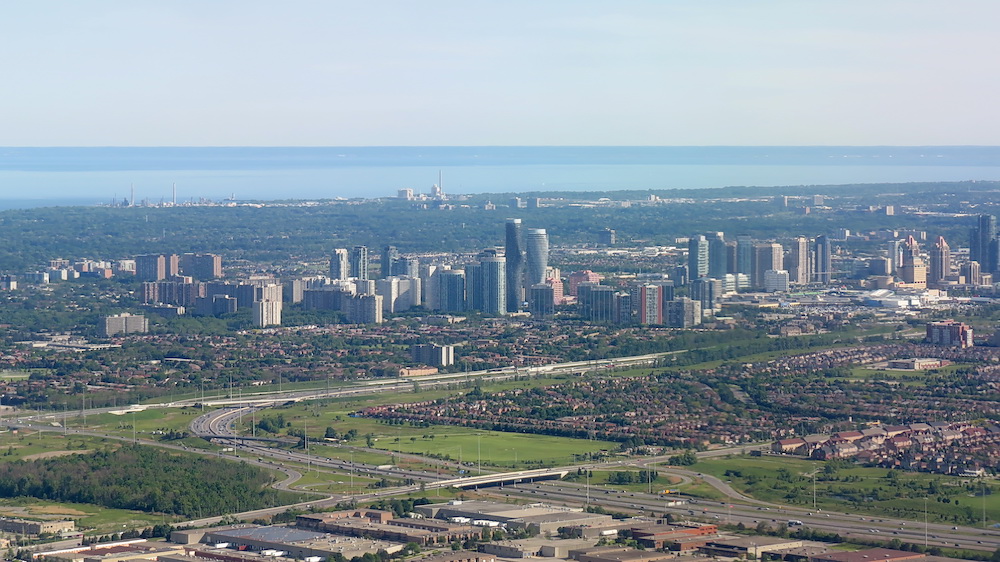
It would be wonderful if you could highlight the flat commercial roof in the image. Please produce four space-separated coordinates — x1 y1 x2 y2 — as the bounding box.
210 526 326 544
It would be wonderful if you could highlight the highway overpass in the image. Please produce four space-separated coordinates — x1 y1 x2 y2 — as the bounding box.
435 468 570 489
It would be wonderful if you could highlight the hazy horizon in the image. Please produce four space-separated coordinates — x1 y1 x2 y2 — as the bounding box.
2 146 999 204
3 2 999 146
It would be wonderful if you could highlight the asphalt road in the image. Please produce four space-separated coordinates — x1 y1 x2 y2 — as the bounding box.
7 350 1000 554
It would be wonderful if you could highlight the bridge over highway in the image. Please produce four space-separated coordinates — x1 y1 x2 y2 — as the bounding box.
433 468 570 489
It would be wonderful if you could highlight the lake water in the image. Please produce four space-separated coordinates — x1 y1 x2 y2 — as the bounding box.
1 146 999 207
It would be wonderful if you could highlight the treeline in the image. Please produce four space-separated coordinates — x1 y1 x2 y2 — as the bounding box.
607 470 658 485
0 445 303 517
0 181 988 272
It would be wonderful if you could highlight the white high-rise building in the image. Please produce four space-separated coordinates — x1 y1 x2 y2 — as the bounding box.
330 249 349 280
253 300 282 327
347 294 383 324
377 277 400 313
525 228 550 288
788 236 810 285
102 313 148 337
420 263 440 310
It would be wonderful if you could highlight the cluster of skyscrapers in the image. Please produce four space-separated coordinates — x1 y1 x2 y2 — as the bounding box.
108 214 1000 332
297 219 553 324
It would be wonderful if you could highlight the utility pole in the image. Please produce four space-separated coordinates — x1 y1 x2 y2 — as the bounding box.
983 478 987 529
813 472 817 510
924 497 928 547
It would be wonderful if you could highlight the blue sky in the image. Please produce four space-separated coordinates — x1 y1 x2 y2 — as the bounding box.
2 1 997 146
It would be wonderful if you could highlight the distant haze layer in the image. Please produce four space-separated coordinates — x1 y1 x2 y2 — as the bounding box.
1 146 999 204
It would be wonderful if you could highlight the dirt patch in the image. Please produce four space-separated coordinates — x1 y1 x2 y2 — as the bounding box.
28 505 89 516
22 450 90 461
0 507 30 517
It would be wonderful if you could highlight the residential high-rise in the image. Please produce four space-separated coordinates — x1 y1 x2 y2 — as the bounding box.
253 300 282 327
598 228 616 246
101 313 148 337
690 277 721 313
179 253 222 279
135 254 179 282
376 277 400 313
926 320 973 348
330 249 349 280
735 236 754 275
814 235 832 284
419 263 440 309
928 236 951 287
437 269 466 312
545 277 565 305
708 233 728 278
525 228 550 288
392 257 420 278
961 261 982 285
673 264 689 286
788 236 810 285
346 294 382 324
411 343 455 367
465 262 482 312
688 235 709 278
665 297 702 328
381 245 399 278
752 243 783 289
479 253 507 315
142 279 200 306
635 283 665 325
349 246 369 280
970 215 999 274
504 218 525 312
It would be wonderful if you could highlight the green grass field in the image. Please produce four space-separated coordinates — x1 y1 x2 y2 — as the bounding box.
84 405 202 435
694 455 1000 526
238 380 620 469
0 429 109 462
0 498 181 533
0 370 32 381
375 428 616 468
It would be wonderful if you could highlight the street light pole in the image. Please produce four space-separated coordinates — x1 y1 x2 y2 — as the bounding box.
813 473 817 510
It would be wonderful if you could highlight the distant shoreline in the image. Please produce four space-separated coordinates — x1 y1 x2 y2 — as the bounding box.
1 146 999 203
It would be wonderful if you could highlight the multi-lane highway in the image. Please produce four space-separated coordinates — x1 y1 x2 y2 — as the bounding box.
190 402 1000 553
492 480 1000 552
8 350 1000 553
